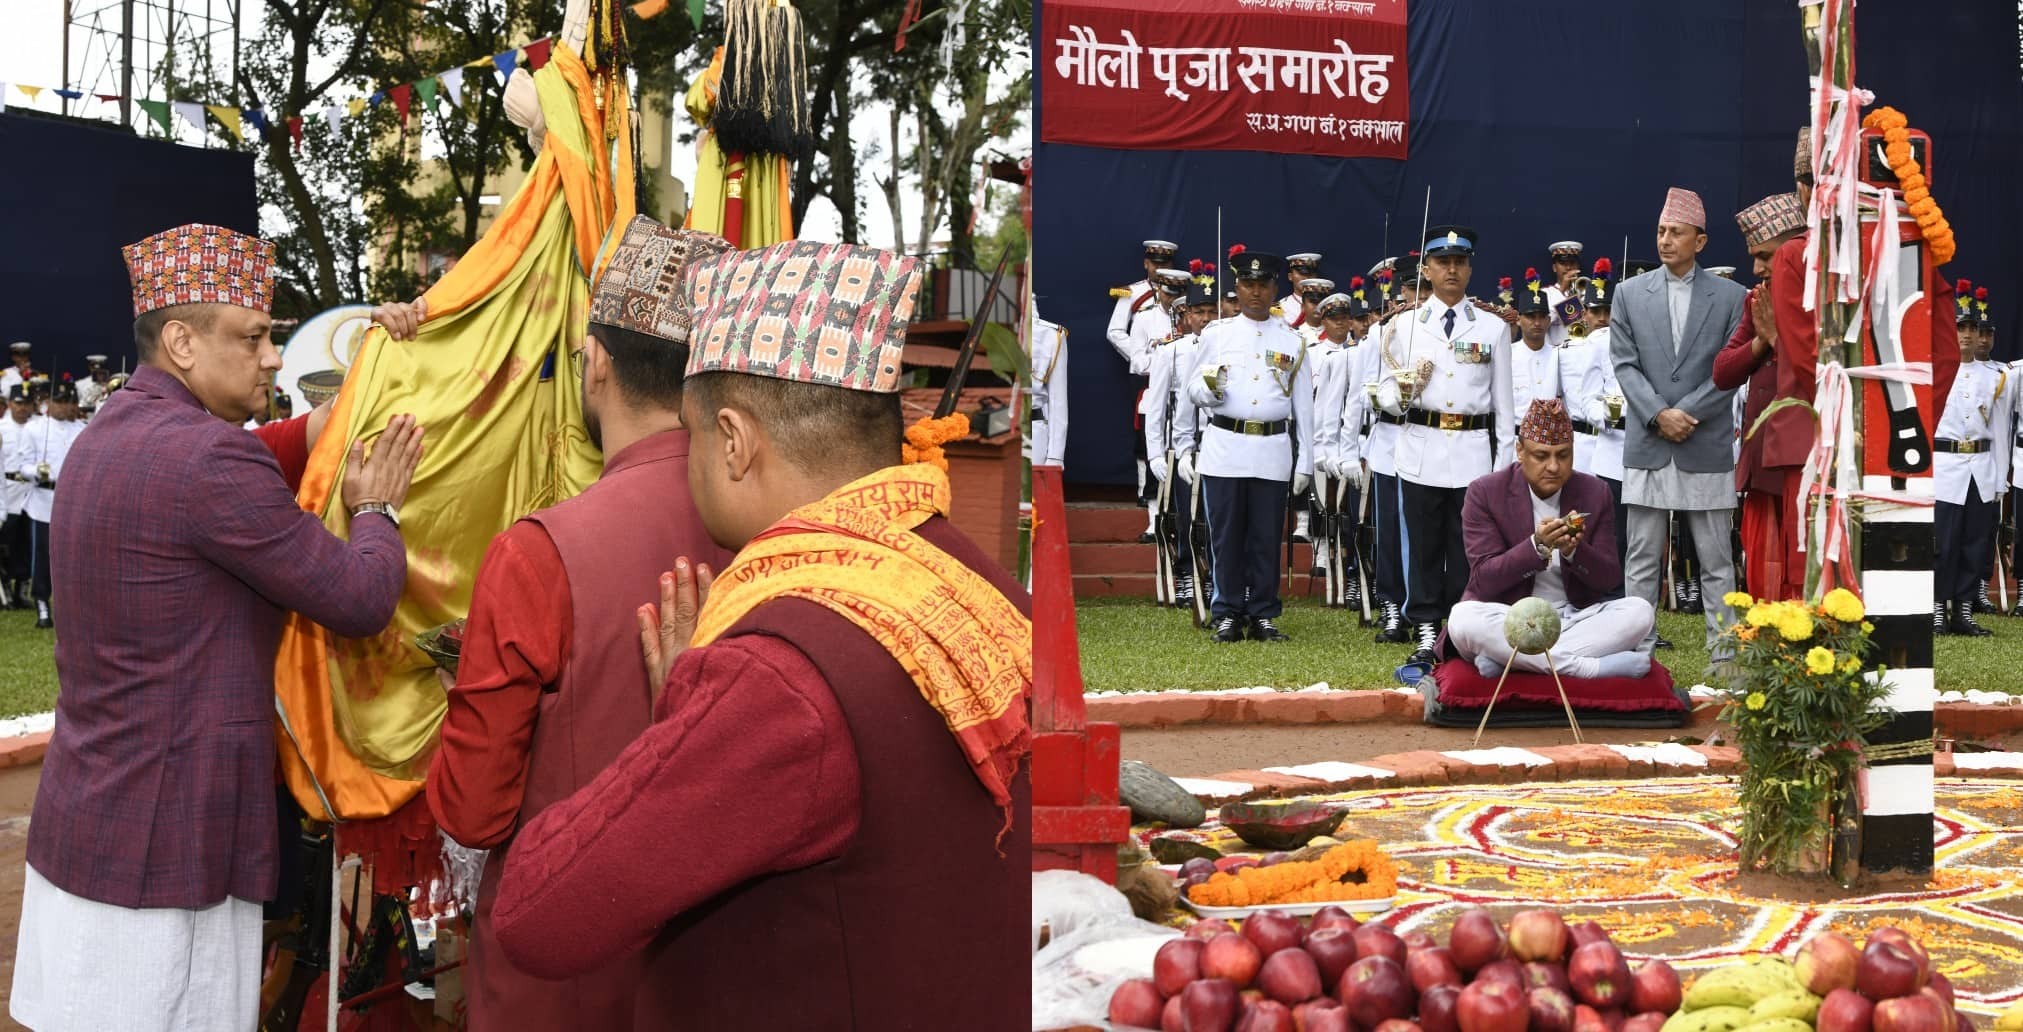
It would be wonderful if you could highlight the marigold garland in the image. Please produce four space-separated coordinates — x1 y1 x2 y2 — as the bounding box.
1862 106 1954 264
1186 840 1399 908
901 413 971 472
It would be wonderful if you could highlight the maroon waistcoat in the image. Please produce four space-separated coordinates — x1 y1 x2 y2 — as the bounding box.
635 515 1032 1031
467 431 732 1031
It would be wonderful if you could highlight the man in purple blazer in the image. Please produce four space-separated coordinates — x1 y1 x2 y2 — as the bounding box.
11 224 425 1031
1445 399 1655 681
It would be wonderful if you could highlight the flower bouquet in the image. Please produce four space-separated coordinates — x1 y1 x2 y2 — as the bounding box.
1715 588 1893 876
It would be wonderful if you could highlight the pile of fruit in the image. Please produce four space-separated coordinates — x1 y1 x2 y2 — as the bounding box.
1104 907 1969 1032
1668 928 1975 1032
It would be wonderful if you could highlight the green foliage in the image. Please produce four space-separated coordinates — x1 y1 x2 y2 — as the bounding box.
1715 589 1892 874
0 612 59 720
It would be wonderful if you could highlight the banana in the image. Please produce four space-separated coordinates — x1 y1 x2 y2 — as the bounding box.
1663 1006 1755 1032
1748 993 1823 1025
1684 965 1791 1011
1994 1000 2023 1032
1750 957 1804 990
1734 1020 1815 1032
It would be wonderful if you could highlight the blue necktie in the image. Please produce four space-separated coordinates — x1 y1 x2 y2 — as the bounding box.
1442 309 1456 339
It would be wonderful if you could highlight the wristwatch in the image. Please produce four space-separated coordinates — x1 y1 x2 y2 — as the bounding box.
352 501 401 527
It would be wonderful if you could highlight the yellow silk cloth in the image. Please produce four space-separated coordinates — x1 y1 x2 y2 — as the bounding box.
691 465 1033 812
680 46 795 248
271 47 634 821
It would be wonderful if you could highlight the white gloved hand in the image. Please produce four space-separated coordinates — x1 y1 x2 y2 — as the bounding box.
1178 453 1197 484
1342 462 1366 490
1293 473 1312 496
1149 459 1168 483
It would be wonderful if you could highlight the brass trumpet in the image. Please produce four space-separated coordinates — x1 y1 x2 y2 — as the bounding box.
1565 275 1593 338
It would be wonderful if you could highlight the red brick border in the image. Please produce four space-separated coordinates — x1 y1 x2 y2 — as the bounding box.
0 732 51 769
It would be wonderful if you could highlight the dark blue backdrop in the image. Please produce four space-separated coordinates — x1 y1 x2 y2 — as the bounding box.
1034 0 2023 487
0 112 259 380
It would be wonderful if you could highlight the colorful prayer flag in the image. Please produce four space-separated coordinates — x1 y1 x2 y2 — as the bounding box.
390 83 412 122
440 67 465 107
348 98 366 117
245 107 269 132
54 88 82 101
525 39 553 71
493 50 518 79
207 105 242 140
287 116 303 151
416 77 437 111
17 85 43 102
172 100 206 133
135 98 172 134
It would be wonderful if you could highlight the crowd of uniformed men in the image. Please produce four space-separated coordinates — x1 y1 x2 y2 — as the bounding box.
1024 129 2012 673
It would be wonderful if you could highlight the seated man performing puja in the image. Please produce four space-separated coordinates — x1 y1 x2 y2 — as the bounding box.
1444 398 1655 681
490 240 1031 1028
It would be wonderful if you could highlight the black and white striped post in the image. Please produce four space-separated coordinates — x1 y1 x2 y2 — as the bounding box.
1857 475 1935 873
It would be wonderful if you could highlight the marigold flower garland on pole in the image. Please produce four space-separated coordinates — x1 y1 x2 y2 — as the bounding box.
1862 106 1956 264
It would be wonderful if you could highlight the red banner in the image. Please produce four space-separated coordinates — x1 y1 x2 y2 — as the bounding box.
1039 0 1410 160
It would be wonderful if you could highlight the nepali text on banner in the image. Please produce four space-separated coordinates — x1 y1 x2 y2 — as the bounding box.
1039 0 1410 160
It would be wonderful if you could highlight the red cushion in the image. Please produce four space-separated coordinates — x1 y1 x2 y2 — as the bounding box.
1430 657 1683 713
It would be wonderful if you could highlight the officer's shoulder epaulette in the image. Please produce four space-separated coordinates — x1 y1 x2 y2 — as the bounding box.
1109 286 1131 299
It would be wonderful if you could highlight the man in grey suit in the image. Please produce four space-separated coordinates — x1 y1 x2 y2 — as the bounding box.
1610 187 1746 660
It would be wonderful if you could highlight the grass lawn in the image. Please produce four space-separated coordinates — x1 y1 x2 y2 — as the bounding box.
1076 596 1718 694
1934 609 2023 694
0 609 58 718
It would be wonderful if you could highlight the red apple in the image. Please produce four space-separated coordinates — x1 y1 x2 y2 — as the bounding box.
1458 978 1532 1032
1569 921 1614 950
1622 1014 1668 1032
1477 960 1528 991
1258 948 1324 1006
1568 943 1632 1009
1797 932 1863 996
1157 938 1207 998
1525 962 1573 996
1858 941 1924 1001
1204 933 1267 990
1574 1006 1628 1032
1355 924 1410 968
1238 998 1298 1032
1874 992 1950 1032
1410 947 1465 992
1510 910 1572 964
1869 930 1932 988
1528 987 1577 1032
1449 909 1511 974
1377 1022 1427 1032
1184 978 1243 1032
1310 905 1358 932
1298 999 1354 1032
1111 978 1168 1030
1421 986 1464 1032
1341 956 1416 1029
1925 973 1954 1008
1627 960 1682 1016
1163 993 1186 1032
1819 988 1878 1032
1404 930 1439 951
1303 927 1360 987
1190 919 1240 941
1246 911 1307 959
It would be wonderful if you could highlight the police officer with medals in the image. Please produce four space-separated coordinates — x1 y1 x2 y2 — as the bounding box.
1188 247 1314 643
1375 226 1517 666
1937 286 2010 636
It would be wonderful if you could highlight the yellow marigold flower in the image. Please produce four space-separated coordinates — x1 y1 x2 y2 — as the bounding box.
1822 588 1865 623
1841 656 1863 674
1806 646 1836 675
1746 604 1777 628
1778 608 1814 642
1723 591 1754 609
1861 621 1874 634
1745 692 1767 711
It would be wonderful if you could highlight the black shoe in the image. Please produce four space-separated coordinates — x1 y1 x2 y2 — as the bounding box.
1671 581 1689 611
1406 622 1440 666
1654 634 1675 650
1138 531 1157 544
34 600 50 630
1975 581 1997 614
1684 582 1704 614
1344 578 1362 611
1250 618 1289 642
1935 602 1949 634
1174 574 1195 605
1375 601 1407 643
1949 610 1994 637
1212 617 1245 643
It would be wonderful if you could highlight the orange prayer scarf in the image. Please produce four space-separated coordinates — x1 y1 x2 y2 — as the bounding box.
690 465 1032 826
